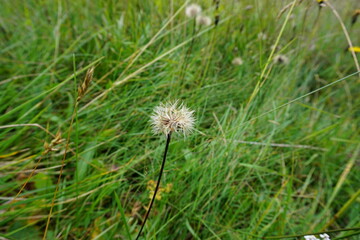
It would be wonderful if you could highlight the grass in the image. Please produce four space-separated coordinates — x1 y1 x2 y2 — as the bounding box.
1 0 360 239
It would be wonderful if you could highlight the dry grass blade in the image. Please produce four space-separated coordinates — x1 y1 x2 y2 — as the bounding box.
0 123 56 138
114 0 190 83
246 0 297 109
326 2 360 77
8 130 64 205
310 144 360 231
44 66 96 239
322 188 360 230
231 139 327 151
277 2 294 19
79 25 215 112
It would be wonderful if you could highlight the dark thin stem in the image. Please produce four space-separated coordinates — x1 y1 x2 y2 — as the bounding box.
135 133 172 240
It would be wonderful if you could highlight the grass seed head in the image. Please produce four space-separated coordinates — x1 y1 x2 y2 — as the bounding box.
185 4 202 18
150 100 195 136
77 67 94 101
43 131 65 154
196 15 212 26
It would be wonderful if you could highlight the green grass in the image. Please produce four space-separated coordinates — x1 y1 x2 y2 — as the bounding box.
1 0 360 239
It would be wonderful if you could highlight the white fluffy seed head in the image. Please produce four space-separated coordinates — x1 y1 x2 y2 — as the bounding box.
196 15 212 26
185 4 202 18
273 54 289 65
232 57 244 66
150 101 195 136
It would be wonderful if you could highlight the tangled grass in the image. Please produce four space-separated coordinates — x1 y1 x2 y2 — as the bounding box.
0 0 359 239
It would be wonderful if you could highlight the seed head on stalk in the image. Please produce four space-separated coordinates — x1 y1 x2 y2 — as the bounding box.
196 15 212 26
185 4 202 18
150 101 195 136
136 100 195 240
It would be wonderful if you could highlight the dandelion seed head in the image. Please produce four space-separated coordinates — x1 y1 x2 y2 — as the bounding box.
150 101 195 136
196 15 212 26
232 57 244 66
273 54 289 65
185 4 202 18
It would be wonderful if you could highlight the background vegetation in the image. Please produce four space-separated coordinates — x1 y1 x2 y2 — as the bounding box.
0 0 359 239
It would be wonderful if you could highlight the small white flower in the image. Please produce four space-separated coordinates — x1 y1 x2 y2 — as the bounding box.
304 235 319 240
232 57 244 66
196 15 212 26
150 101 195 136
273 54 289 65
185 4 202 18
320 233 331 240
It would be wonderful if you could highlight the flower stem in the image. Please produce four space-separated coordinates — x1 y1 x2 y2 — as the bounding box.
136 133 172 240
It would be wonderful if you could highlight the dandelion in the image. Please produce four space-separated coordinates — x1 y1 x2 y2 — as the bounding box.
185 4 202 18
232 57 244 66
196 15 212 26
136 100 195 240
348 46 360 53
150 101 195 136
273 54 289 65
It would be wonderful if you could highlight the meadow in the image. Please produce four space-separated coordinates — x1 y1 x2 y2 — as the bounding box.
0 0 360 239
